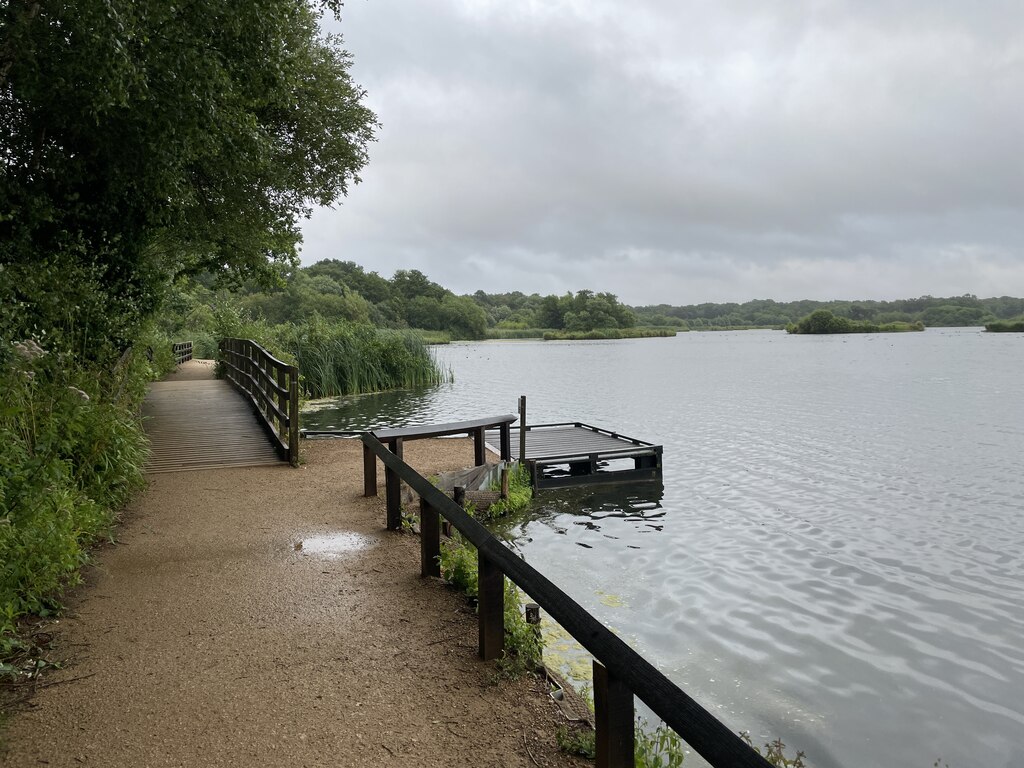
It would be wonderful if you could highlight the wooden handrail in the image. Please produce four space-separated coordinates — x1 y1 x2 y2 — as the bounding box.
218 338 299 466
172 340 193 365
361 432 772 768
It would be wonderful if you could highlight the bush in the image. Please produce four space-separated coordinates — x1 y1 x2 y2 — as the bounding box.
0 333 153 647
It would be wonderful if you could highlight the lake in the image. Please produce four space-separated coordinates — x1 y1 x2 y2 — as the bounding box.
302 328 1024 768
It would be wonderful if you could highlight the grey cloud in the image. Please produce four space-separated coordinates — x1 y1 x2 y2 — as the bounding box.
304 1 1024 304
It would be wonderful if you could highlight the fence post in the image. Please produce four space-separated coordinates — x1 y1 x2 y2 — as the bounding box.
363 443 378 497
288 365 299 466
500 421 511 461
518 395 527 463
473 426 486 466
276 365 288 449
478 550 504 661
594 660 635 768
385 439 403 531
420 497 441 578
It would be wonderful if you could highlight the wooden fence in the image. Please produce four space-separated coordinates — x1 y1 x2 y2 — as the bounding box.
361 432 773 768
172 340 193 365
219 338 299 466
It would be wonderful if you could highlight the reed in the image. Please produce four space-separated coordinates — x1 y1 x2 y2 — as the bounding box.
273 319 452 398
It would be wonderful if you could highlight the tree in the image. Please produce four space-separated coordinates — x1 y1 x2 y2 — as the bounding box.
0 0 376 359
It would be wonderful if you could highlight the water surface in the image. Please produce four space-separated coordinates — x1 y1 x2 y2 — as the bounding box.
304 329 1024 768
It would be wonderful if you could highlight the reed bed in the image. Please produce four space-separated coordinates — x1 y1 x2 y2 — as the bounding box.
542 328 677 341
485 328 551 339
984 319 1024 332
274 320 452 398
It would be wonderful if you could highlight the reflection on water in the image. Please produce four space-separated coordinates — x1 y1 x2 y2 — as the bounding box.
493 482 666 549
302 386 452 431
301 331 1024 768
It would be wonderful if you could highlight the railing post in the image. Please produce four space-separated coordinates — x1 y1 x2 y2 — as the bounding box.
478 550 504 661
276 365 288 447
519 395 527 463
288 365 299 466
420 497 441 578
385 438 403 531
500 421 511 461
594 660 635 768
473 426 486 466
363 442 378 496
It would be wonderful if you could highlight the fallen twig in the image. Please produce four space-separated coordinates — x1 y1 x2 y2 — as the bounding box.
523 728 540 767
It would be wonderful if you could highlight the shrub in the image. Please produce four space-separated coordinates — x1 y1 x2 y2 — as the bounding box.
0 333 153 648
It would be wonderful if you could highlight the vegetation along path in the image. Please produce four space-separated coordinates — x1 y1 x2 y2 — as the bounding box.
1 393 578 765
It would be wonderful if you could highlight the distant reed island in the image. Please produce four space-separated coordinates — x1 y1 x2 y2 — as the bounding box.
786 309 925 334
984 320 1024 332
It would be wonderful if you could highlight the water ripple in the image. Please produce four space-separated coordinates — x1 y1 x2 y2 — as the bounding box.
303 331 1024 768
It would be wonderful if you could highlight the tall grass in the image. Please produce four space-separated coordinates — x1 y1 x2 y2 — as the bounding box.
273 319 452 398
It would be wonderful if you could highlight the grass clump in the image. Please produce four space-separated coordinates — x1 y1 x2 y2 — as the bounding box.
556 724 596 758
485 463 533 519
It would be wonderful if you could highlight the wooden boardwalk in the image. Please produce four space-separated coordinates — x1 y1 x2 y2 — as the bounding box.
142 361 282 473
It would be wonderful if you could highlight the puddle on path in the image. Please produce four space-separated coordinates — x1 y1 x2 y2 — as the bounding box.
293 532 377 558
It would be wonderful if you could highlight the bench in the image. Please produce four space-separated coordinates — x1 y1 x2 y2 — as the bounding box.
363 415 518 518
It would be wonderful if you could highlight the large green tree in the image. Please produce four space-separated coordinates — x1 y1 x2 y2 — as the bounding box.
0 0 376 359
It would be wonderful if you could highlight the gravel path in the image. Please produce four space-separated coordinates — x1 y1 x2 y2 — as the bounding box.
1 438 582 767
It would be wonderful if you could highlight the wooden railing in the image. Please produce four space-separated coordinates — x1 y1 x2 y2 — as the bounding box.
172 341 193 365
361 432 772 768
218 338 299 466
351 415 517 530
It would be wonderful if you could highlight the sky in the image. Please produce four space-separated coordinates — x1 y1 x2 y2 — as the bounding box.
300 0 1024 306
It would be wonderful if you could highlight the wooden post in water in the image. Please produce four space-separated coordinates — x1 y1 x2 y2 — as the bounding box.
594 660 635 768
419 497 440 578
518 395 527 463
385 438 403 531
478 550 505 661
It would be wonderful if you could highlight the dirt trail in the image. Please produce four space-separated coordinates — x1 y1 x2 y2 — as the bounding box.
1 437 582 767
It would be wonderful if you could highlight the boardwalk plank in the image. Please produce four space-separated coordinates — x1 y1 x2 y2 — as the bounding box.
143 365 282 473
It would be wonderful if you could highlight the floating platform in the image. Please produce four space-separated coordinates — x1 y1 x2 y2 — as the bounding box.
488 422 662 491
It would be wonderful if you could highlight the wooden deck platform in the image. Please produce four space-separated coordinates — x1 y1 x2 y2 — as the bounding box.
143 368 282 473
487 422 662 490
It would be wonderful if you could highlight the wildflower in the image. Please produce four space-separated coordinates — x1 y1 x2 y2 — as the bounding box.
67 386 90 402
21 370 35 382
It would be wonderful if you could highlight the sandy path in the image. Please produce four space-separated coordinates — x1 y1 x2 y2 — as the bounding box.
1 439 581 767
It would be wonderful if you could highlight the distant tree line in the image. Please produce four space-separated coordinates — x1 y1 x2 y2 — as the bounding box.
189 260 639 340
632 295 1024 329
181 260 1024 340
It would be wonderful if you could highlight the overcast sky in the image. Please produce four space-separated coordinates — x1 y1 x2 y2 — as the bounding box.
300 1 1024 305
